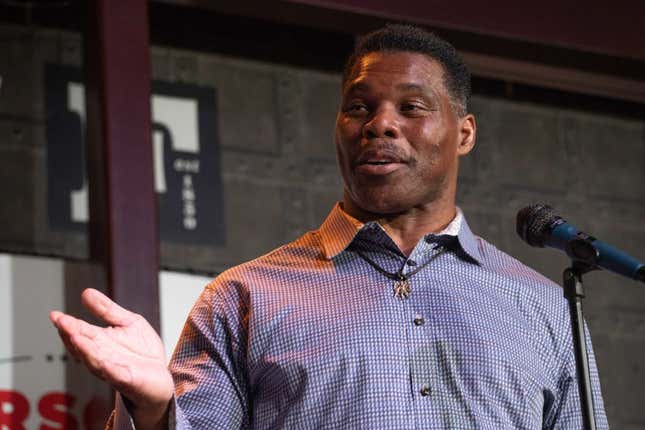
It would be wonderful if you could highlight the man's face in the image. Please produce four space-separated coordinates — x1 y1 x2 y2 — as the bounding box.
335 51 475 216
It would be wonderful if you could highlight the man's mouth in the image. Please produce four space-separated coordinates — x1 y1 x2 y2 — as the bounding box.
354 155 407 175
364 160 392 165
352 145 409 175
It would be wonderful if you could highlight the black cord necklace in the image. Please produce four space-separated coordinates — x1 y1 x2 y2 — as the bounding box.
351 245 448 299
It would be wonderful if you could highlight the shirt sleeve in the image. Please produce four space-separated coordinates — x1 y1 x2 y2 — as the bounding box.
103 393 192 430
168 280 251 429
545 322 609 429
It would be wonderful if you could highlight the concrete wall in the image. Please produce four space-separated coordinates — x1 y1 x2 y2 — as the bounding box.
1 23 644 427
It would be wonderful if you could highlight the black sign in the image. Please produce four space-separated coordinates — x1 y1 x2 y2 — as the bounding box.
45 64 225 246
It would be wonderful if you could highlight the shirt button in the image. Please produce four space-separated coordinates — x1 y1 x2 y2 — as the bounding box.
413 316 425 326
406 259 417 266
420 385 431 396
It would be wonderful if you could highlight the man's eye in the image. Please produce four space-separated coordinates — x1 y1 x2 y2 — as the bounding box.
344 103 368 115
401 103 423 112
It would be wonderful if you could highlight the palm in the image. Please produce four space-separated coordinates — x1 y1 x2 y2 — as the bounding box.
50 288 174 410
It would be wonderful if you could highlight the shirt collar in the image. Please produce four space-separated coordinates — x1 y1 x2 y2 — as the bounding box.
317 203 482 264
317 203 365 259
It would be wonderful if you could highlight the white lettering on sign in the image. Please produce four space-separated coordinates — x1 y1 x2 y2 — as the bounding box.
67 83 89 223
65 85 202 232
151 95 199 152
151 95 199 196
173 158 200 173
153 130 168 194
182 175 197 230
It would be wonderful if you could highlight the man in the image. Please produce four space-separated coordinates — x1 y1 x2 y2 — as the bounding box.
51 24 608 429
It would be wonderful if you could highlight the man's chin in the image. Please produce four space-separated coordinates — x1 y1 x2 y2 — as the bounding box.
345 191 413 217
361 202 409 216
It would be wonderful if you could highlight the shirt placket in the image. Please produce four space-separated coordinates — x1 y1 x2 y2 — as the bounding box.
402 245 443 429
364 244 418 430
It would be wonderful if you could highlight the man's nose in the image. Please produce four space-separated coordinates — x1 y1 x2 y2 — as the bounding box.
362 106 400 139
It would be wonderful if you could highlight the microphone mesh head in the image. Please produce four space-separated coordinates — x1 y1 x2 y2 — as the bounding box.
516 204 560 247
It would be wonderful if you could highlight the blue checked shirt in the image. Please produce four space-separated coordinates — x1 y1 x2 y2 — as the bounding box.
112 203 607 429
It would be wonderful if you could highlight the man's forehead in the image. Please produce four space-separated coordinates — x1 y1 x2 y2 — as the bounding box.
344 81 432 95
343 51 446 94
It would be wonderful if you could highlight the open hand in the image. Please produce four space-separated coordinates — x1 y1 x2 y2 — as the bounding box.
50 288 174 428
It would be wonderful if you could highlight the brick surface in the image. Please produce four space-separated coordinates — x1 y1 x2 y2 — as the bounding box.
0 145 36 248
300 72 342 161
199 54 280 154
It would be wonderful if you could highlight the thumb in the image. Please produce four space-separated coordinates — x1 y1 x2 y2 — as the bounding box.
81 288 139 327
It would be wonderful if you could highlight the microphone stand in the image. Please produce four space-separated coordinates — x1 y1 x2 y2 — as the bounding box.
562 239 600 430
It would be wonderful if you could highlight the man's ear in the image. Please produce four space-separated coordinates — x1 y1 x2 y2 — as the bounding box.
457 113 476 156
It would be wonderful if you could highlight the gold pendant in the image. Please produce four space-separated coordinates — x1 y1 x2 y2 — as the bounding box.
393 278 411 299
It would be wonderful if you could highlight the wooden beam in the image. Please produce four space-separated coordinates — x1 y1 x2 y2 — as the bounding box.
463 52 645 104
83 0 160 330
281 0 645 61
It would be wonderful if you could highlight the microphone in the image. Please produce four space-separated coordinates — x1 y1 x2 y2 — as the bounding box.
516 204 645 283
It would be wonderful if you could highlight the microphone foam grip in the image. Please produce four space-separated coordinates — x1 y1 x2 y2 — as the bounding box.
516 204 560 247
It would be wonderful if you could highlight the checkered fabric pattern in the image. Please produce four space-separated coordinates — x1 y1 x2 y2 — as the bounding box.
155 204 607 429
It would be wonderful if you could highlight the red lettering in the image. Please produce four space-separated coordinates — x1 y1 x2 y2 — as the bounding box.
38 392 78 430
0 390 30 430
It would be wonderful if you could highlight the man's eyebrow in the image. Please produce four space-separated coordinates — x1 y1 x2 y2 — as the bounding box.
397 83 441 102
343 81 369 95
395 83 427 93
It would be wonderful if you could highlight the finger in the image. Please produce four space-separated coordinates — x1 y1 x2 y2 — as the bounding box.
55 312 100 342
51 312 81 360
49 310 63 325
81 288 137 327
51 312 105 364
58 328 83 361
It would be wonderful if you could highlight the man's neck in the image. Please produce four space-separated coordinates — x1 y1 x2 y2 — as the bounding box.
342 199 457 256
